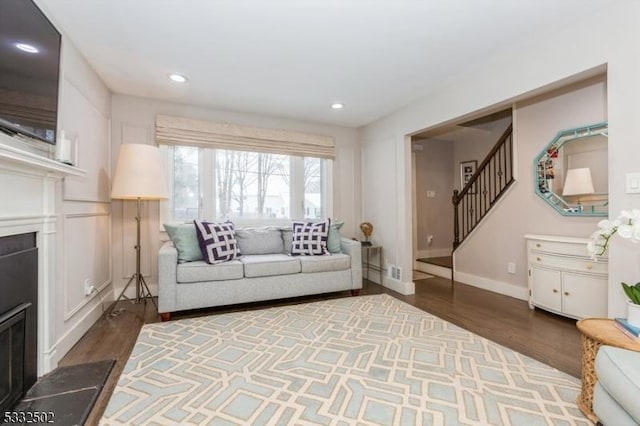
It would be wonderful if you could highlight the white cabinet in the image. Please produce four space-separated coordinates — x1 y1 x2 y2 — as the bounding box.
525 234 607 319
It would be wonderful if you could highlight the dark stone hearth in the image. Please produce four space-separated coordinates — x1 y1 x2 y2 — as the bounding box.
12 360 115 426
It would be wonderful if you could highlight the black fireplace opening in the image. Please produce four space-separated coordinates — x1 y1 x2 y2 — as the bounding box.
0 233 37 414
0 304 30 412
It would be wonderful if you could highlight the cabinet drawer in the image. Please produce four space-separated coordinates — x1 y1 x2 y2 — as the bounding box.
530 253 607 275
527 240 593 257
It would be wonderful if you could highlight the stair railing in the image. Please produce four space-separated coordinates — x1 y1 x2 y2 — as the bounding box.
453 123 514 249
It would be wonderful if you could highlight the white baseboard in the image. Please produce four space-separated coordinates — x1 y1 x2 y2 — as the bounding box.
454 271 528 301
51 286 114 369
365 269 382 285
416 248 451 259
382 275 415 295
414 261 452 279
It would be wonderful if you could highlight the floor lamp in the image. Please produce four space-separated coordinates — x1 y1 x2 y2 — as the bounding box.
109 144 168 315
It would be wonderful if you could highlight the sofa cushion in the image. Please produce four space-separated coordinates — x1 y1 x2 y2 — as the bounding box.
241 254 301 278
299 253 350 273
236 227 284 255
327 221 344 254
291 220 330 256
177 260 244 283
194 220 242 264
163 223 203 263
595 345 640 423
282 228 293 254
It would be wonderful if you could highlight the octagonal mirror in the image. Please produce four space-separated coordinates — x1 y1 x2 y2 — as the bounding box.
534 122 608 216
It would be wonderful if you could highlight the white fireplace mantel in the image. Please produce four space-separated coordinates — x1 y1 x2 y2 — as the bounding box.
0 137 86 375
0 139 86 178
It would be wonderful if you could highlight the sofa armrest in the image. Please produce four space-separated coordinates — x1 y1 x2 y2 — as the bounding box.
340 238 362 289
594 345 640 425
158 241 179 313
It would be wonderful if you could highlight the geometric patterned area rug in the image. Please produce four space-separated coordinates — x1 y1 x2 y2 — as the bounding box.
100 294 588 425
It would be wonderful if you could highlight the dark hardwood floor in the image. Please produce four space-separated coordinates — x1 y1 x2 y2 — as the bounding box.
60 277 581 425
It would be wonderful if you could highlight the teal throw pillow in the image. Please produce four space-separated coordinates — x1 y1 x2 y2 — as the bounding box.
327 220 344 254
163 223 203 263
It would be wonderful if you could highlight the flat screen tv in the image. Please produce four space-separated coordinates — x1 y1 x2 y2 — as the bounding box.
0 0 61 145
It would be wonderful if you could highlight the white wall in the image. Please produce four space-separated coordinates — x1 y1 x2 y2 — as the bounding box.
455 77 607 299
413 140 453 255
362 137 396 285
110 95 361 297
360 1 640 318
47 35 112 362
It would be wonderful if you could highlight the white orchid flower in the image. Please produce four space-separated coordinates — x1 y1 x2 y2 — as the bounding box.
618 224 633 239
590 209 640 257
633 222 640 242
620 210 633 219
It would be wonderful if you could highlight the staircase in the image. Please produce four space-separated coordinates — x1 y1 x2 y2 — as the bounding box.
452 123 514 249
415 256 452 279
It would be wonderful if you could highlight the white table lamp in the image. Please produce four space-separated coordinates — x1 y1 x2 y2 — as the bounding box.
562 168 594 211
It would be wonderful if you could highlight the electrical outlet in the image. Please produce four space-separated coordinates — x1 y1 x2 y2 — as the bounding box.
507 262 516 274
84 278 95 296
426 190 436 198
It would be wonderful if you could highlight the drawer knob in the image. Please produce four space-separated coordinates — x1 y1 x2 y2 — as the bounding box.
536 243 541 248
586 264 593 270
553 289 558 293
536 257 542 262
564 291 570 296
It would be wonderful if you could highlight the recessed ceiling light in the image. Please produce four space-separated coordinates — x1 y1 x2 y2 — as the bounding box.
331 103 344 110
168 73 188 83
15 43 38 53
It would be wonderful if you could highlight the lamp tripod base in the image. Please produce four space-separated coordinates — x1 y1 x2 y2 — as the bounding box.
106 272 157 317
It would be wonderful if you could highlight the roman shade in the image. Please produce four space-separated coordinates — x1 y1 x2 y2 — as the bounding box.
156 114 335 159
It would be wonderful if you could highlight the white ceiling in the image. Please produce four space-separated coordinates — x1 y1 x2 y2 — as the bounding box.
36 0 610 128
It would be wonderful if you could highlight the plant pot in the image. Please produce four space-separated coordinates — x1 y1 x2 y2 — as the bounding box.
628 301 640 328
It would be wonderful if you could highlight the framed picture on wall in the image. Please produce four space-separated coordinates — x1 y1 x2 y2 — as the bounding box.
460 160 477 191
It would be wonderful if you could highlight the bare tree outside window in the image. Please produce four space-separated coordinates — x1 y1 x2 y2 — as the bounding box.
171 147 323 223
214 150 288 220
231 151 255 217
173 146 199 220
257 153 286 215
215 150 236 219
304 157 322 219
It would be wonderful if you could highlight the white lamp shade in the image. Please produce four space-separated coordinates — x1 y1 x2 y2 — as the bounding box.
562 168 595 196
111 144 168 200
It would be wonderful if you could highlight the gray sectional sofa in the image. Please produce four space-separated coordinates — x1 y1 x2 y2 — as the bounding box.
158 225 362 320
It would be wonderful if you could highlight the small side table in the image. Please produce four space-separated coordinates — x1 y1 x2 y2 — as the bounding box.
361 245 382 281
576 318 640 423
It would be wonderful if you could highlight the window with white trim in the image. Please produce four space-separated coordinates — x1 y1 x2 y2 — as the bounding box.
163 146 331 225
